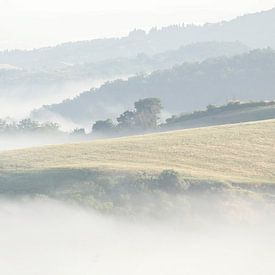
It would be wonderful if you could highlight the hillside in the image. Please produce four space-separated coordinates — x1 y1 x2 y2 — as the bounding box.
0 8 274 71
164 101 275 130
33 49 275 126
0 41 248 92
0 41 249 119
1 119 274 184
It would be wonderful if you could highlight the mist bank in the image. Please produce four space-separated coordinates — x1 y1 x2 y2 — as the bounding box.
0 134 90 151
1 162 274 274
0 77 125 119
0 196 274 275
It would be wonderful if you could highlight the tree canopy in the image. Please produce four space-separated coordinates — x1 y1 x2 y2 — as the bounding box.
92 98 163 135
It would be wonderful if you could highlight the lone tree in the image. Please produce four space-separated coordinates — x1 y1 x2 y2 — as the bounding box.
134 98 162 130
92 119 114 134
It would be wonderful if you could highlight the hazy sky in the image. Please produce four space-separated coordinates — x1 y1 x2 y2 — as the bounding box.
0 0 275 49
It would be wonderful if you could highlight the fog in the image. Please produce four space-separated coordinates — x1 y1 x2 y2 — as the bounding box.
0 199 274 275
1 1 275 274
0 134 82 151
0 78 116 119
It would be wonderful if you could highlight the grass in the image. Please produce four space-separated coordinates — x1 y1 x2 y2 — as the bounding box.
0 119 275 184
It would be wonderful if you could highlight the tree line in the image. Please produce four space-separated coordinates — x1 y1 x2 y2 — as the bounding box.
0 118 60 135
2 98 273 137
91 98 163 136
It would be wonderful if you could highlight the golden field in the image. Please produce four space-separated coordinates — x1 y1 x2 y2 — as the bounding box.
0 120 274 184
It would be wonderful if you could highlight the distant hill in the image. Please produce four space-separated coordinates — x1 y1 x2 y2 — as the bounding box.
0 8 274 71
61 41 249 80
0 41 249 120
0 41 249 93
32 49 275 127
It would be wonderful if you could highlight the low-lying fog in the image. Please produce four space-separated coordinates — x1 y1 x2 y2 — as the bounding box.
0 81 91 119
0 77 127 119
0 135 77 151
0 199 274 275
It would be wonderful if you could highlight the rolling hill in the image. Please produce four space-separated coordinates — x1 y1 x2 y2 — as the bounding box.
1 119 274 184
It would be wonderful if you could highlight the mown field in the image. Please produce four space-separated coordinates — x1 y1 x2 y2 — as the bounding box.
1 119 274 184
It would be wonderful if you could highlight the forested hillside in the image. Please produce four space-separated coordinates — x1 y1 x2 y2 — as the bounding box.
32 49 275 126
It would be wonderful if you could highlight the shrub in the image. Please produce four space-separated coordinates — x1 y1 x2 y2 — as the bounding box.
155 170 183 192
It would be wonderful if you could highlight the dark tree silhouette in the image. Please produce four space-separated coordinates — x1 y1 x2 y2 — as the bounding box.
117 110 136 130
92 119 115 134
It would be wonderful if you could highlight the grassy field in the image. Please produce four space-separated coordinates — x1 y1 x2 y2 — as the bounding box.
0 119 275 184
